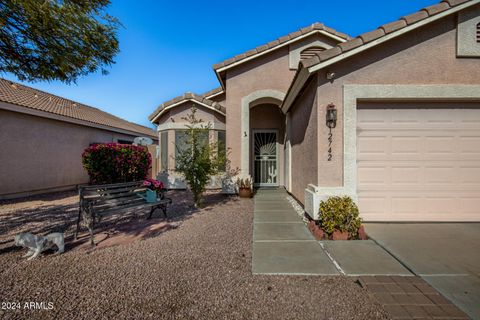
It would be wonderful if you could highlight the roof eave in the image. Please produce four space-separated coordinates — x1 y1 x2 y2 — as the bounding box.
282 0 480 113
213 29 349 87
149 98 226 124
308 0 479 74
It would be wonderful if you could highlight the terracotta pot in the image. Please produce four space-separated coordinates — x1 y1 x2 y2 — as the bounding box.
332 230 349 240
358 225 368 240
238 188 252 198
308 221 325 240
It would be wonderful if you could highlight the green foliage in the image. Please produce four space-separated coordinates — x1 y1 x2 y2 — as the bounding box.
319 196 362 236
82 143 151 184
174 108 226 207
236 177 252 190
0 0 120 83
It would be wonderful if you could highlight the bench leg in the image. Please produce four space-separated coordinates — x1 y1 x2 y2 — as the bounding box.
88 217 95 247
89 225 95 247
147 207 155 219
161 204 168 218
74 207 82 240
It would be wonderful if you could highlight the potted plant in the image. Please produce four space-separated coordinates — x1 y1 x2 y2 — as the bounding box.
142 178 166 202
318 196 362 240
236 177 252 198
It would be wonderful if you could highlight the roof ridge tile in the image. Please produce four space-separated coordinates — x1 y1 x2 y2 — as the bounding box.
212 22 350 71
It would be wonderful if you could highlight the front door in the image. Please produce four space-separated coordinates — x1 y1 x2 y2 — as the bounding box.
253 131 278 187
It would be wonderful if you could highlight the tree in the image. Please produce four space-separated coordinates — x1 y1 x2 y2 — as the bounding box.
0 0 120 83
175 108 225 207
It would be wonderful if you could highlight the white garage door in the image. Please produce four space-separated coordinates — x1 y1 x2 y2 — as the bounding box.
357 106 480 221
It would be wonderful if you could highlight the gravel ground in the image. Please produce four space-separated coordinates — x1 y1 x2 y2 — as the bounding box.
0 190 389 320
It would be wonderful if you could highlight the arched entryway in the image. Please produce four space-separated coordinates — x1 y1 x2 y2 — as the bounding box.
240 90 286 187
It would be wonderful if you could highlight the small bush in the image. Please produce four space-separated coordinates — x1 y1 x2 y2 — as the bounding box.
318 196 362 237
82 143 151 184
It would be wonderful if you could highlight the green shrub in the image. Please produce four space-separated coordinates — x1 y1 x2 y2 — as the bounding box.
174 108 226 207
82 143 151 184
318 196 362 236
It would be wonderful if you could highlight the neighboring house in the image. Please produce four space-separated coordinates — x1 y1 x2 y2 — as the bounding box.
149 0 480 222
0 78 158 200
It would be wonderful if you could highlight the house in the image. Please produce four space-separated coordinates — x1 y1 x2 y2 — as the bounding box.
149 0 480 222
0 79 158 200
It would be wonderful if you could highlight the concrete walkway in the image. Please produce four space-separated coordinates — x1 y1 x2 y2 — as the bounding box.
366 223 480 320
251 189 410 277
252 188 338 275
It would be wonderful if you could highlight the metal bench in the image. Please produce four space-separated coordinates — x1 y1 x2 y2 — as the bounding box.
74 181 172 246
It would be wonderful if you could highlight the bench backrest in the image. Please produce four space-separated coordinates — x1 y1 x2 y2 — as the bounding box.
79 181 152 215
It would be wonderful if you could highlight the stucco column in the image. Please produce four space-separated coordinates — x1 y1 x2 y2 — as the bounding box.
240 99 250 175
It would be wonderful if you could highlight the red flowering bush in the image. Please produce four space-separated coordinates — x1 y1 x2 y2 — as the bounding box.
82 143 152 184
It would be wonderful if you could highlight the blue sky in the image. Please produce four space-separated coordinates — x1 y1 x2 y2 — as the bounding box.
3 0 439 128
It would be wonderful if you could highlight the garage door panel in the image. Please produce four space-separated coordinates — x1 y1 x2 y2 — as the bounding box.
358 196 388 215
460 197 480 214
424 167 455 184
391 197 421 214
391 167 421 184
425 136 456 154
358 107 480 221
391 136 422 155
459 136 480 156
357 167 388 185
460 167 480 184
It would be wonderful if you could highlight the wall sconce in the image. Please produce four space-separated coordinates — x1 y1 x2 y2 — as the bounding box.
244 131 247 137
326 103 337 129
326 71 336 82
326 103 337 161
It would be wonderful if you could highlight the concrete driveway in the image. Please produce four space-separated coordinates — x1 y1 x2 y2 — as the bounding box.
366 223 480 320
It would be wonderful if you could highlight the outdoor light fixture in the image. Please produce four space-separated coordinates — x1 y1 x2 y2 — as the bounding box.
326 103 337 129
326 71 336 81
326 103 337 161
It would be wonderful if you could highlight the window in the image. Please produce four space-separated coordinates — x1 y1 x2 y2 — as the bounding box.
117 139 133 144
160 131 168 172
217 131 226 171
300 46 325 60
175 129 209 169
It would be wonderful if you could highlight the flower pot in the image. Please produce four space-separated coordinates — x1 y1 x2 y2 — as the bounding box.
238 188 252 198
358 225 368 240
308 221 325 240
332 230 349 240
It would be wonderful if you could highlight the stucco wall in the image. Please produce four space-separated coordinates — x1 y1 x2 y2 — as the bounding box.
288 77 318 201
157 102 225 128
315 12 480 188
225 47 294 177
0 109 144 199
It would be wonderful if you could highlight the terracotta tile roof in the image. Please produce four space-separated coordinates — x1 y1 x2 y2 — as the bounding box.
0 78 157 138
212 22 351 71
201 87 224 98
300 0 475 69
148 92 226 123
